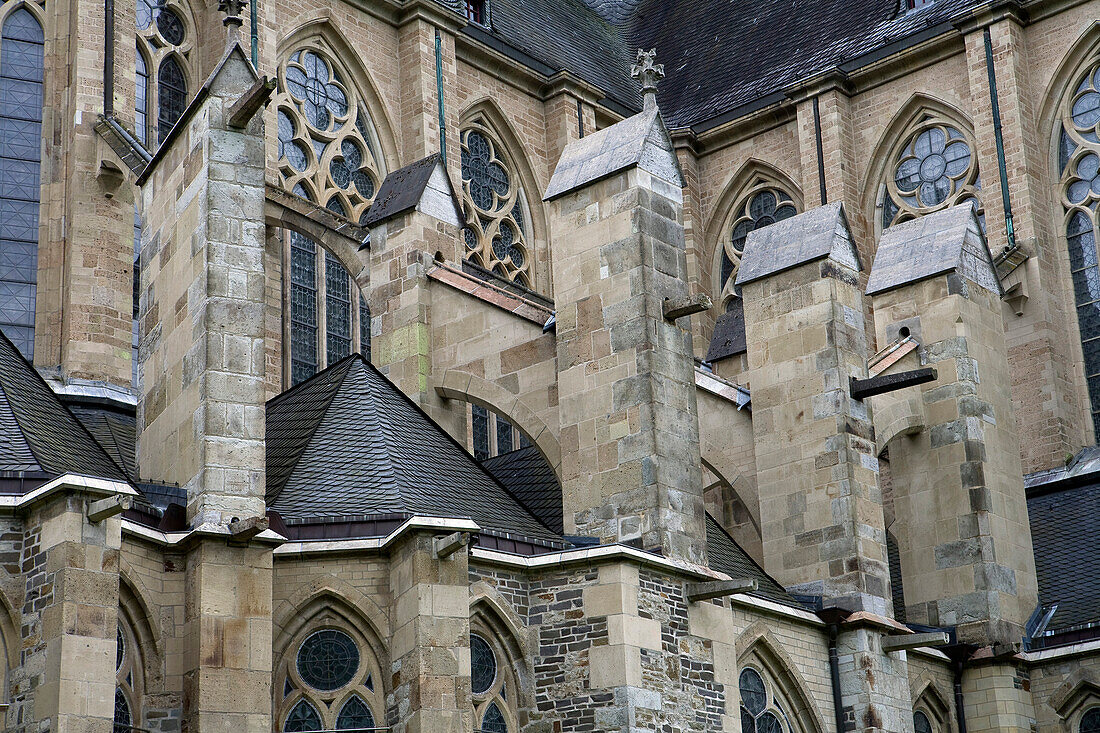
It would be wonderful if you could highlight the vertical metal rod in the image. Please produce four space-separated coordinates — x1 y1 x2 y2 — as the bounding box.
812 96 827 205
104 0 114 115
435 29 447 161
983 26 1016 249
249 0 258 67
576 98 584 138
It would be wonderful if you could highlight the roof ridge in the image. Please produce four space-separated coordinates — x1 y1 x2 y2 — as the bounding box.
344 358 404 505
0 328 130 482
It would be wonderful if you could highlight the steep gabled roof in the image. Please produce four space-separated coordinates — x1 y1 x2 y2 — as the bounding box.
266 355 560 541
705 513 798 607
0 330 129 482
69 405 137 480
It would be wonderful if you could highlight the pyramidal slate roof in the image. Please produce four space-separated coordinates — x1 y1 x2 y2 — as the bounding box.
0 330 129 482
265 354 560 541
705 513 797 607
481 445 564 535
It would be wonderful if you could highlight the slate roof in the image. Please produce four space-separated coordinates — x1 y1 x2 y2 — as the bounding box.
1027 481 1100 637
445 0 986 129
0 330 129 482
481 445 564 534
705 301 747 362
265 354 560 541
736 201 858 286
362 154 462 227
705 513 798 607
69 404 137 480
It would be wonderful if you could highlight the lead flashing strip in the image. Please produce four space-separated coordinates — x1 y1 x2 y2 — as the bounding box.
0 474 138 511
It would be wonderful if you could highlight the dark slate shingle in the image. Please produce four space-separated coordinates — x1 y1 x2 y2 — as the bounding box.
705 301 747 362
1028 482 1100 635
69 405 137 480
481 445 564 534
705 513 797 607
0 330 129 482
266 355 560 542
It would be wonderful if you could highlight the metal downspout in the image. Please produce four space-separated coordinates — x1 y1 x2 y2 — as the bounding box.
827 623 846 733
104 0 114 114
953 657 969 733
983 26 1017 250
249 0 258 67
435 29 447 160
813 96 827 205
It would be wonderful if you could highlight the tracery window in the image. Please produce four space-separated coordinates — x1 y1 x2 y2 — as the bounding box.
277 626 383 733
114 622 141 733
0 6 43 359
1081 706 1100 733
470 633 516 733
460 123 532 288
275 47 383 225
880 116 981 232
468 404 528 461
284 225 370 387
1058 60 1100 441
739 667 793 733
913 710 934 733
716 182 798 311
135 0 192 145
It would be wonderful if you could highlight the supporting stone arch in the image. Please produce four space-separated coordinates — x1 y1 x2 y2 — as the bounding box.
275 14 400 176
434 368 561 479
859 93 979 235
470 581 532 660
736 622 829 733
117 567 165 691
459 97 552 293
272 576 392 672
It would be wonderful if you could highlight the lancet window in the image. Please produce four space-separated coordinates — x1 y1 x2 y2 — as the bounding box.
275 47 384 225
0 5 42 360
278 626 383 732
739 666 794 733
470 632 517 733
114 622 141 733
1057 59 1100 441
716 183 798 310
460 123 531 288
135 0 192 145
880 115 982 231
1081 707 1100 733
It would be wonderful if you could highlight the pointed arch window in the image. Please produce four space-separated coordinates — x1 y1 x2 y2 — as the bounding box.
879 115 981 232
1081 707 1100 732
470 632 517 733
460 122 532 288
275 47 384 225
114 620 142 733
277 625 383 732
0 7 44 360
715 181 799 312
738 666 798 733
1057 59 1100 441
135 0 192 145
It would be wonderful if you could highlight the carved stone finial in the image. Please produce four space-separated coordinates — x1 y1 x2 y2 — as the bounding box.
219 0 245 29
631 48 664 112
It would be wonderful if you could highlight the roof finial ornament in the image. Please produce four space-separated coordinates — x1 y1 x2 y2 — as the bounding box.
632 48 664 112
218 0 245 31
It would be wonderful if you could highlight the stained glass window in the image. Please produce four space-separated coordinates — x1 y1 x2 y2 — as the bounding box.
290 232 318 385
471 634 497 694
717 184 797 311
480 702 507 733
114 688 132 733
1059 60 1100 442
284 699 323 732
155 7 184 45
359 295 371 363
115 621 141 733
739 667 787 733
325 251 351 365
496 415 514 454
135 49 149 144
472 405 490 461
1082 707 1100 733
881 118 981 231
460 125 531 287
335 695 375 730
914 710 934 733
117 626 125 671
0 8 43 360
276 48 381 225
296 629 359 691
157 56 186 143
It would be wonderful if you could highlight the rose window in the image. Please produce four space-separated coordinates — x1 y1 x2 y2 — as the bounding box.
717 185 798 310
881 119 981 231
276 47 384 225
739 667 790 733
296 629 359 691
460 126 531 288
470 632 515 733
279 624 382 732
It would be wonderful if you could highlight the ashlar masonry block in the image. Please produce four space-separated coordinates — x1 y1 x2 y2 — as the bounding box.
739 202 892 615
867 205 1037 646
545 108 706 564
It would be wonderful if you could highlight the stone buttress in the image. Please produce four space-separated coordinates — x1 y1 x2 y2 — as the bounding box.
544 105 706 565
135 42 275 733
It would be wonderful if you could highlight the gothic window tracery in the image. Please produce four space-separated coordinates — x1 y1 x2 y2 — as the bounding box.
716 181 799 311
278 625 383 732
1057 59 1100 441
275 47 383 225
738 667 793 733
1081 707 1100 733
879 115 982 232
134 0 192 145
114 621 141 733
468 404 527 460
0 5 43 359
470 632 516 733
460 122 532 288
